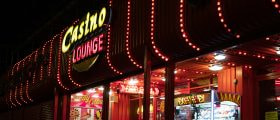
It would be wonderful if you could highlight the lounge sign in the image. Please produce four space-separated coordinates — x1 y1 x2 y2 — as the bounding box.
62 6 111 72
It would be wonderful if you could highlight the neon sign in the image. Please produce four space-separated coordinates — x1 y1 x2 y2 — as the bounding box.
72 34 104 63
62 7 108 53
61 6 111 72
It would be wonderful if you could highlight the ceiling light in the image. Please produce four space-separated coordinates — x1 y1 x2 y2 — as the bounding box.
209 64 223 71
92 94 99 98
128 78 138 85
98 87 104 91
161 77 166 81
87 89 96 93
203 88 211 92
276 50 280 55
174 70 178 74
214 53 226 61
75 93 83 96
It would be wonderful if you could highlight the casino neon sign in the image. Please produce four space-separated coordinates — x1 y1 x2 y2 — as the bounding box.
61 6 111 71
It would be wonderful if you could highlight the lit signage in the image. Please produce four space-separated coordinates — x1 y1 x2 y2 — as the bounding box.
120 85 160 95
62 7 108 53
175 93 210 106
80 95 103 105
62 6 111 72
72 34 104 63
218 93 241 106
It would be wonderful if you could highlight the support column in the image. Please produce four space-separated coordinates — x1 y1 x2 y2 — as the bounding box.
102 84 110 120
165 63 175 120
54 88 59 120
62 94 70 120
143 46 151 120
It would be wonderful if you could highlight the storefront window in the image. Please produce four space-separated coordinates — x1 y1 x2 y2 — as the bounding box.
150 68 165 120
70 86 104 120
174 53 241 120
108 68 165 120
109 74 144 120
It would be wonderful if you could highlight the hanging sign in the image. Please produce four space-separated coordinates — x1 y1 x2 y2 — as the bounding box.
218 93 241 106
120 85 160 95
62 6 111 72
175 93 211 106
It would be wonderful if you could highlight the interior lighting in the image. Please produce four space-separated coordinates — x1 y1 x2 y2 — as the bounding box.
161 77 166 81
76 93 83 96
128 78 139 85
209 64 223 71
214 53 226 61
87 89 96 93
92 94 99 98
276 49 280 55
98 87 104 91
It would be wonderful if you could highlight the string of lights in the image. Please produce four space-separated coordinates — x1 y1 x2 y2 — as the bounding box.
151 0 169 61
125 0 143 68
179 0 200 51
217 0 240 39
57 30 70 90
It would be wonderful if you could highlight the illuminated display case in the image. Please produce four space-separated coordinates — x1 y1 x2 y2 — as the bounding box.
175 93 240 120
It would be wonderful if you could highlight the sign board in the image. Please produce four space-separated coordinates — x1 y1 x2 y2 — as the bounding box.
265 111 278 120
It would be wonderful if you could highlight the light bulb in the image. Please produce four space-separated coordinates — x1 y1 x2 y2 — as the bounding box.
209 64 223 71
214 54 226 61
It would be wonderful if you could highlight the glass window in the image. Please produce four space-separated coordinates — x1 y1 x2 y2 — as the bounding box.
109 68 165 120
70 86 104 120
109 74 144 120
174 52 240 120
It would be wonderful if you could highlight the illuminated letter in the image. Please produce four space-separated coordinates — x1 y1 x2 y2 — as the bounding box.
76 46 81 62
72 26 79 43
62 26 73 53
84 12 90 36
98 34 104 51
72 49 76 63
78 22 84 40
90 13 98 32
92 37 98 54
98 7 107 27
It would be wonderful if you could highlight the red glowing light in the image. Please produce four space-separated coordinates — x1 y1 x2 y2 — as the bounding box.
125 0 143 68
68 56 82 87
150 0 170 61
179 0 200 51
57 29 70 90
72 34 104 64
217 0 240 38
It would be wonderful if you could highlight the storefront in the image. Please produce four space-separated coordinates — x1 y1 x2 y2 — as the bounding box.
1 0 280 120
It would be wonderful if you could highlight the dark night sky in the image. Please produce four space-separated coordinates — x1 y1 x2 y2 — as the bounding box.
0 0 76 75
